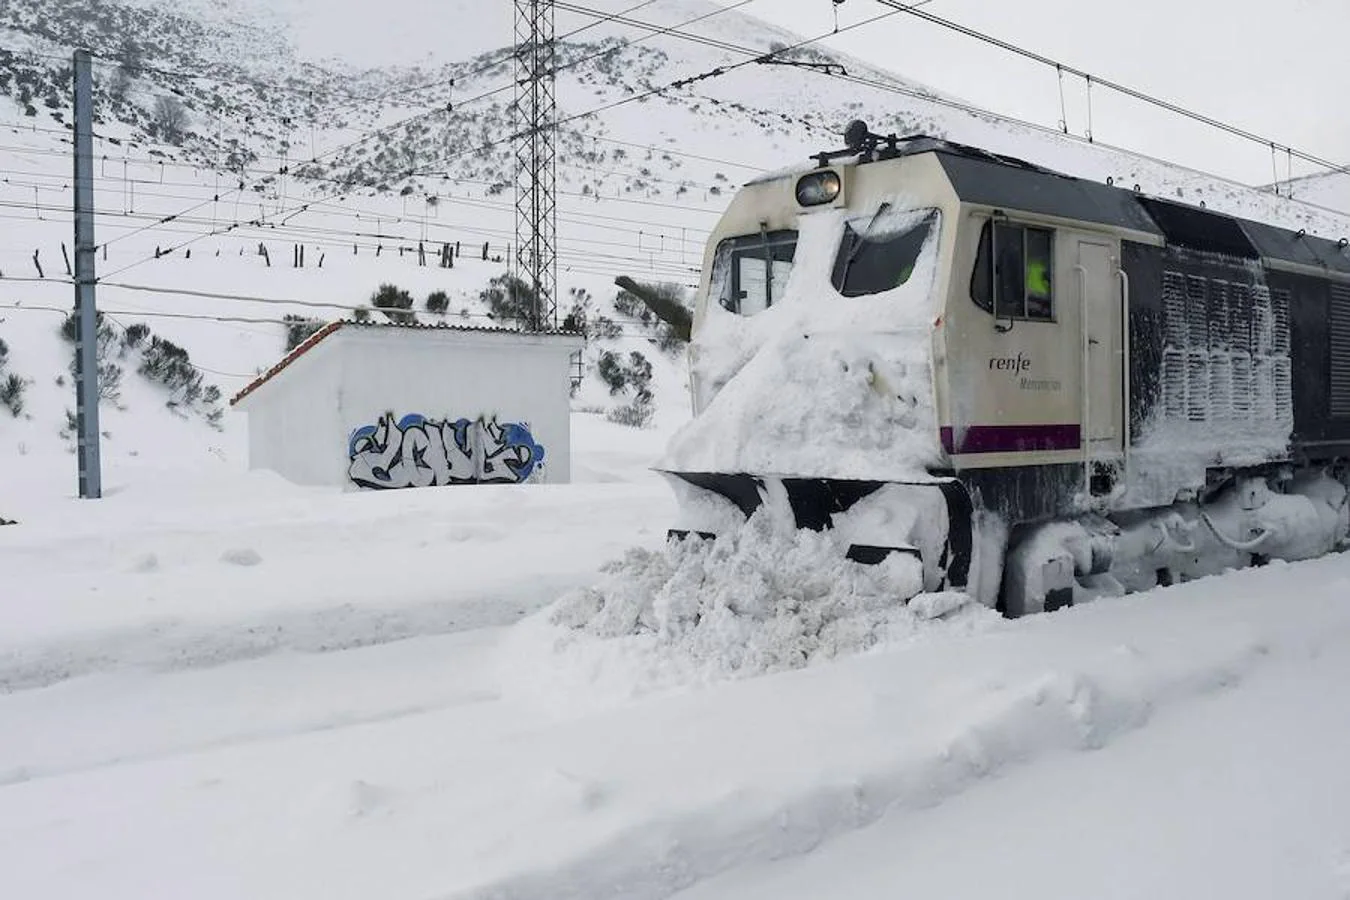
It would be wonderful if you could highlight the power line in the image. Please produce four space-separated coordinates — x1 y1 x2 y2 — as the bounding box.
79 167 718 280
97 188 244 251
0 115 765 183
5 105 1347 241
806 66 1350 234
589 135 760 171
0 200 706 279
871 0 1350 178
0 173 714 249
0 299 337 328
0 289 694 332
0 158 725 233
551 0 748 56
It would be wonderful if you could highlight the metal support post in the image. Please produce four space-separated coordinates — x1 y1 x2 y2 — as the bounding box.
514 0 558 331
73 49 102 499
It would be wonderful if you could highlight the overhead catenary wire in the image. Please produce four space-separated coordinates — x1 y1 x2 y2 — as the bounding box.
0 199 707 278
0 292 693 334
871 0 1350 177
0 157 729 231
6 84 1349 244
813 65 1350 232
96 186 244 251
0 116 766 182
0 299 362 329
0 208 705 287
0 177 715 248
551 1 1350 197
501 2 1350 197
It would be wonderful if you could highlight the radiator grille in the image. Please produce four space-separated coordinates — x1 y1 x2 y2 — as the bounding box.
1231 355 1252 418
1229 283 1252 353
1159 268 1291 430
1186 275 1208 345
1331 284 1350 418
1271 288 1290 355
1208 281 1231 348
1252 285 1276 355
1209 351 1233 421
1186 351 1209 422
1162 271 1188 346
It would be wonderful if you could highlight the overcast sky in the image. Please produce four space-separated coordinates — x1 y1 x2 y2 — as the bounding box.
720 0 1348 187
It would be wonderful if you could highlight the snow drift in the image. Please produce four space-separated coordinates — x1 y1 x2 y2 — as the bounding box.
505 501 995 708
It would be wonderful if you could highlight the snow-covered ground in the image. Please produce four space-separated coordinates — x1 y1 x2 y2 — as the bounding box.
0 415 673 690
678 631 1350 900
4 3 1350 896
4 417 1350 899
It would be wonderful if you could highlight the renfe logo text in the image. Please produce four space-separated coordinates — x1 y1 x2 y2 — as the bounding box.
988 352 1031 374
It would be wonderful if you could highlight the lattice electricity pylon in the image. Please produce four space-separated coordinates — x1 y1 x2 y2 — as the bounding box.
514 0 558 331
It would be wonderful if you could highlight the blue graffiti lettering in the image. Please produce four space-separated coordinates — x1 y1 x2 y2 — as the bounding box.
348 412 546 490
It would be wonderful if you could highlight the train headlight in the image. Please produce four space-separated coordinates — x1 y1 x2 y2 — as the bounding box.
795 170 842 207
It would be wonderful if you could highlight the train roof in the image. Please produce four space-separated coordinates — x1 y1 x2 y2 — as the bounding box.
801 126 1350 278
934 150 1163 238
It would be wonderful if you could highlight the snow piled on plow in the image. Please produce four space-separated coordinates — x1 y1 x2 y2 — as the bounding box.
510 199 981 703
503 506 997 706
662 329 943 481
661 198 946 482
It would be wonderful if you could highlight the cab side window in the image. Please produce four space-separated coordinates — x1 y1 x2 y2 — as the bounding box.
714 230 798 316
971 220 1054 320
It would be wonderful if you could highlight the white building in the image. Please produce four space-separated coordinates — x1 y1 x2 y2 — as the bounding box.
230 320 583 490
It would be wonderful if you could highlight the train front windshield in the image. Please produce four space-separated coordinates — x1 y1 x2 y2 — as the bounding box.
831 208 938 297
710 206 939 317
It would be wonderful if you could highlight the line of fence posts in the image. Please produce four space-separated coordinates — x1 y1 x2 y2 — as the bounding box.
13 236 517 280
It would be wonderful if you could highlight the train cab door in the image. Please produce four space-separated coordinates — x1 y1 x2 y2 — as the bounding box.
1075 239 1124 492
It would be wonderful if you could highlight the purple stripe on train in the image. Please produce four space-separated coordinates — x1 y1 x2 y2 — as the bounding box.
940 424 1081 454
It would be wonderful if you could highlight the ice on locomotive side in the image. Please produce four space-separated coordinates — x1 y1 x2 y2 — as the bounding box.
659 121 1350 616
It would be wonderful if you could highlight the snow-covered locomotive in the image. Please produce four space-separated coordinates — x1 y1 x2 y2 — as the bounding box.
659 121 1350 616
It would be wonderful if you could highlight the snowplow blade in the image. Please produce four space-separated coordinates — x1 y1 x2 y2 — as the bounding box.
661 471 972 594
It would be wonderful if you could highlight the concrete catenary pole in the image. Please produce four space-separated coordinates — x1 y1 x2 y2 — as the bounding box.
73 49 102 499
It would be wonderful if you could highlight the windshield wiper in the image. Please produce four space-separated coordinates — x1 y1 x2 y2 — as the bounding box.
838 202 891 289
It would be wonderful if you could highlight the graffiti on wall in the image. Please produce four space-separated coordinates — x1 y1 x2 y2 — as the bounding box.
348 412 545 490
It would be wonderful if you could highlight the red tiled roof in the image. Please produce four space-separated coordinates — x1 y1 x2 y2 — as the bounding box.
230 320 344 407
229 319 580 407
